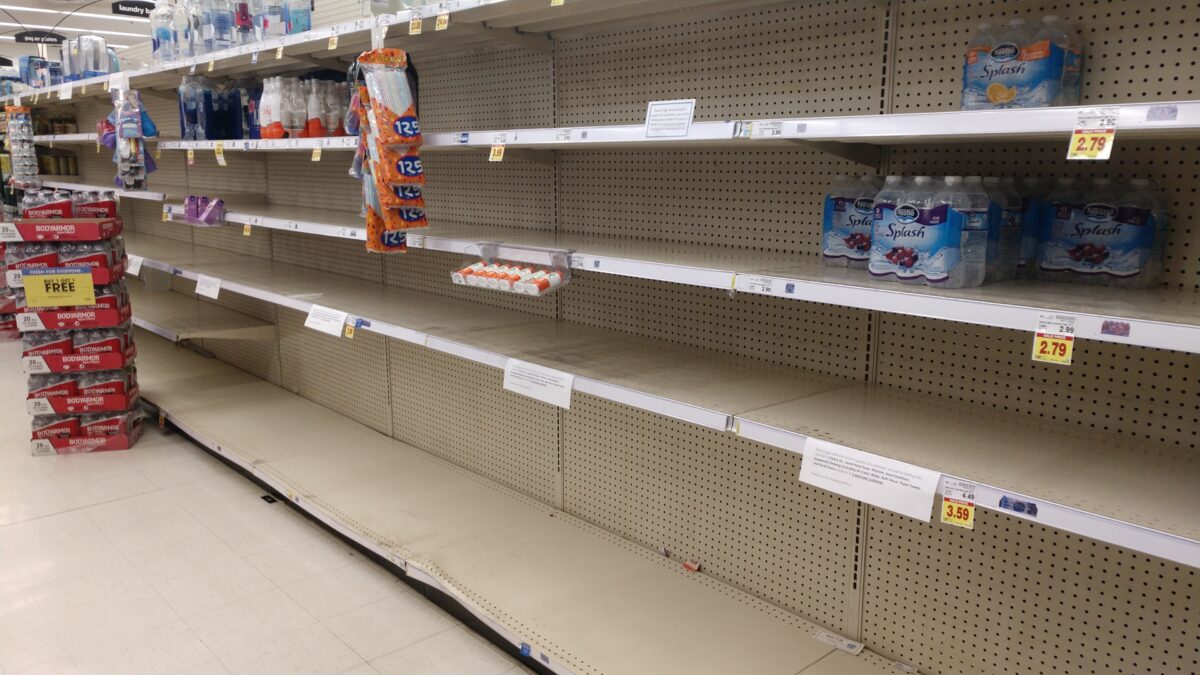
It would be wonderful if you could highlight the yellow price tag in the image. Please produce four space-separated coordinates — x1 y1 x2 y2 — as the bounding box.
207 60 214 72
214 141 227 166
162 207 170 222
21 268 96 308
344 324 355 339
435 11 449 30
243 223 252 236
33 92 39 103
81 84 87 95
551 0 564 5
276 45 284 59
311 146 322 162
328 34 338 50
1066 107 1117 160
158 412 166 429
939 478 977 530
49 139 53 149
409 16 422 35
489 143 505 162
187 148 195 166
96 140 101 153
1032 312 1076 366
155 144 161 159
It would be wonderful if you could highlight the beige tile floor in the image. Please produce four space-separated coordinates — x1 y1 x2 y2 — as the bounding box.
0 341 526 675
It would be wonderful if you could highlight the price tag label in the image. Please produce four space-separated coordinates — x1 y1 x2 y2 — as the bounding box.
344 324 355 339
940 478 977 530
126 255 144 276
21 268 95 308
96 140 101 153
162 206 170 222
489 143 505 162
311 146 322 162
187 148 195 166
1032 312 1076 365
81 84 87 95
1067 107 1117 160
33 92 39 104
750 120 784 139
59 82 73 100
328 34 338 50
214 141 227 166
243 223 252 236
189 62 197 75
409 16 422 35
435 10 449 30
195 274 221 299
551 0 564 5
155 144 161 159
275 45 284 59
207 60 215 72
251 49 259 64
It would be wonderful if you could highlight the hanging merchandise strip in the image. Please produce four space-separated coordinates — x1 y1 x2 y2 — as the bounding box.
350 47 427 254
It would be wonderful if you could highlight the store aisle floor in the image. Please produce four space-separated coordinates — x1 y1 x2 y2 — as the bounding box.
0 343 526 675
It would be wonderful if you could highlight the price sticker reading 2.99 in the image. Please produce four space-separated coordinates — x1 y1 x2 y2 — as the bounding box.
1067 107 1117 160
1032 312 1077 366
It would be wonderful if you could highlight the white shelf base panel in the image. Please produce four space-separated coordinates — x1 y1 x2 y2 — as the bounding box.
123 232 1200 569
135 329 897 675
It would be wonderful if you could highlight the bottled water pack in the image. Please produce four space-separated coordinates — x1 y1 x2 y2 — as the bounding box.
961 16 1083 110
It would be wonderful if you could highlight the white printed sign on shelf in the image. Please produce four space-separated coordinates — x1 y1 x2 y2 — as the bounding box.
125 255 144 276
798 437 940 522
813 630 865 656
503 359 574 409
195 274 221 299
644 99 696 138
304 304 350 337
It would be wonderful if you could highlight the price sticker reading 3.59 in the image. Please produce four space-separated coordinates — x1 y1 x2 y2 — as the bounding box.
1032 312 1077 365
940 478 977 530
1067 107 1117 160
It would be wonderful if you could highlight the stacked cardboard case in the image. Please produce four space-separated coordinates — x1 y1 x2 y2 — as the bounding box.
4 213 143 455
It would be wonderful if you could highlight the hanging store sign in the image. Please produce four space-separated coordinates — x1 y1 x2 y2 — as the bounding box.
16 31 66 45
111 0 155 17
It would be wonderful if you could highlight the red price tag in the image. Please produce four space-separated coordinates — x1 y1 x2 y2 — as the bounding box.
1067 107 1117 160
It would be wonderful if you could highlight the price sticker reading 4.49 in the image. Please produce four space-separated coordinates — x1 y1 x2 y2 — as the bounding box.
21 267 96 308
940 478 977 530
1067 107 1117 160
1032 312 1077 365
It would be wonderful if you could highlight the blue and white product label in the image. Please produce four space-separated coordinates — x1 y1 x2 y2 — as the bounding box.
987 201 1023 261
962 40 1065 109
869 203 962 283
1019 194 1042 266
1039 202 1156 278
822 195 875 261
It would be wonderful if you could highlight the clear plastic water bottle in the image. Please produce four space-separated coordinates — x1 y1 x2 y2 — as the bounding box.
1118 178 1167 289
150 0 180 62
1037 176 1081 283
982 176 1022 283
255 0 286 37
286 0 311 33
210 0 236 51
949 176 991 287
1034 15 1071 106
961 22 998 110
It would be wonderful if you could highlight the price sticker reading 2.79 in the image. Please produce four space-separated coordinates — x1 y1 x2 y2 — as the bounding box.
940 478 977 530
21 267 96 308
1067 107 1117 160
1032 312 1077 365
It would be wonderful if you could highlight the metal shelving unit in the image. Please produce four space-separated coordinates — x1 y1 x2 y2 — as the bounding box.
23 0 1200 673
128 277 275 342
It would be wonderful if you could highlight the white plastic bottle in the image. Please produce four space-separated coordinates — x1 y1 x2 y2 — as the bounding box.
952 176 991 287
1034 15 1071 106
982 176 1022 283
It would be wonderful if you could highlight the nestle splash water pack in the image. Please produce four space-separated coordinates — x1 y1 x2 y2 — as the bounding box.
962 17 1082 110
1037 177 1166 288
868 176 972 287
822 175 882 268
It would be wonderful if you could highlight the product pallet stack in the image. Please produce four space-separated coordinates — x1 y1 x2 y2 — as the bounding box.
5 202 142 455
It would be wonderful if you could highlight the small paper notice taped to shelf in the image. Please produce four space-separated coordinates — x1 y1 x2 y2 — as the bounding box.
195 274 221 299
799 438 940 522
126 255 143 276
644 99 696 138
503 359 574 409
813 630 865 656
304 304 349 337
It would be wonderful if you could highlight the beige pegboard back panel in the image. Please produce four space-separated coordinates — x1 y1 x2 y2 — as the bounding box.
560 273 871 377
387 337 561 505
558 148 872 253
167 276 283 384
874 315 1200 451
555 0 888 125
562 392 860 634
418 46 554 130
184 149 269 194
422 154 556 229
861 505 1198 675
886 141 1200 290
890 0 1200 113
314 0 367 29
194 221 274 258
272 229 384 283
264 154 362 213
276 307 393 435
384 249 558 318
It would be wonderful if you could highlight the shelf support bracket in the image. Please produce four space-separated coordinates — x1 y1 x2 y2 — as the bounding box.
459 22 555 55
496 148 557 166
790 140 881 169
